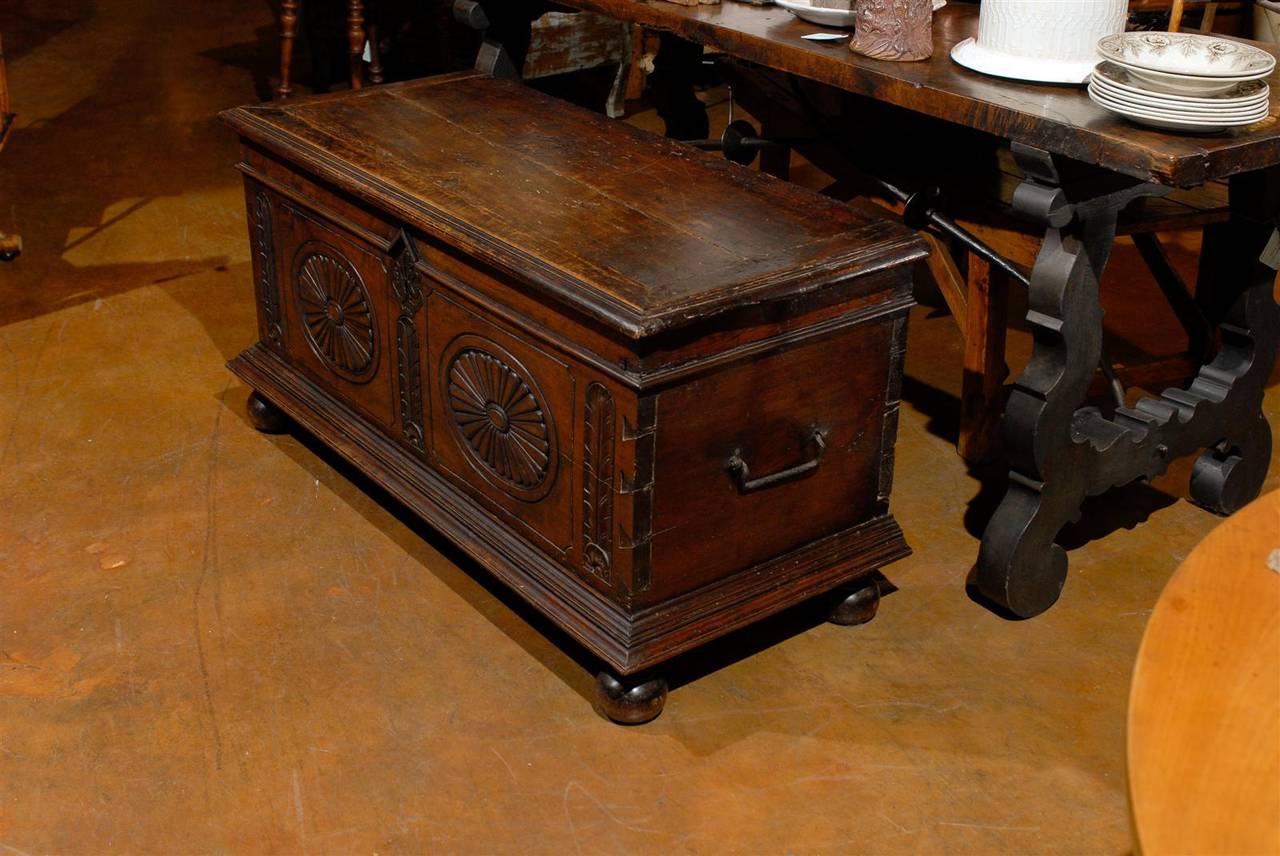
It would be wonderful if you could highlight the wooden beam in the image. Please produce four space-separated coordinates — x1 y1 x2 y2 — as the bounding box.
958 256 1009 463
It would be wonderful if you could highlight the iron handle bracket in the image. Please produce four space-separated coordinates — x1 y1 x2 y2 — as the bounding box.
726 427 829 494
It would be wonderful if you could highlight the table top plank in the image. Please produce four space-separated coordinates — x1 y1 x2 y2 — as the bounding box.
560 1 1280 187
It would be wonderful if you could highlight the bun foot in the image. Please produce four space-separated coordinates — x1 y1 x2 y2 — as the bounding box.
594 671 667 725
1190 418 1271 516
827 576 881 626
247 390 290 434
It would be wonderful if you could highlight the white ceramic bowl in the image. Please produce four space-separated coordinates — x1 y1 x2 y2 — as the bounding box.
1110 63 1271 96
1092 61 1269 104
775 0 945 30
1097 32 1276 78
773 0 856 29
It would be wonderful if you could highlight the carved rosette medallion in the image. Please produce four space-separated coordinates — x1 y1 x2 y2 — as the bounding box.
446 345 554 496
582 383 616 584
251 192 284 349
294 249 377 381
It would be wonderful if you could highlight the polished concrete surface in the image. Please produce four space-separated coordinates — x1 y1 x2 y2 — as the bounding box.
1 1 1278 853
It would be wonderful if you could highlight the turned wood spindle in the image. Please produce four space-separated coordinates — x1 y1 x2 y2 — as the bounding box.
348 0 365 90
277 0 300 99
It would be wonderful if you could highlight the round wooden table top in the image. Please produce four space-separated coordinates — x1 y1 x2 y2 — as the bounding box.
1129 490 1280 856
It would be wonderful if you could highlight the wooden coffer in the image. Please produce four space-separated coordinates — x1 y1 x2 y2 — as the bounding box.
221 72 927 674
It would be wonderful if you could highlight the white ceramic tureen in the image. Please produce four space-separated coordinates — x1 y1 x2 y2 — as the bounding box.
951 0 1129 84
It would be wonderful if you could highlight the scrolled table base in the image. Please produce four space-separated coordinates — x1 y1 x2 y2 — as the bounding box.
978 145 1279 618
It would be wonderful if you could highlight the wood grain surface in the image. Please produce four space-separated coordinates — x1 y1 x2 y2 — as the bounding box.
221 72 922 338
1128 490 1280 856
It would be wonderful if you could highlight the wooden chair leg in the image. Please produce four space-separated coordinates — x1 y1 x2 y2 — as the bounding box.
1200 2 1218 32
347 0 365 90
624 28 653 102
0 231 20 261
919 231 968 324
605 22 633 119
277 0 301 99
367 23 384 85
758 129 791 180
958 254 1010 464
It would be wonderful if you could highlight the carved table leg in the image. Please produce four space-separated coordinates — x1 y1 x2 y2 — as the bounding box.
977 147 1159 617
594 670 667 725
1187 172 1280 515
827 574 881 626
454 1 547 81
247 390 290 435
347 0 365 90
0 231 20 261
651 32 709 141
958 255 1011 464
277 0 301 99
977 151 1279 618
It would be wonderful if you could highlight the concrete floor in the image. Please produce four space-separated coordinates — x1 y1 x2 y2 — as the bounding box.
1 1 1277 853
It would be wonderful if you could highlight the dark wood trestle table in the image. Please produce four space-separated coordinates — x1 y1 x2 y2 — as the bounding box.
472 1 1280 618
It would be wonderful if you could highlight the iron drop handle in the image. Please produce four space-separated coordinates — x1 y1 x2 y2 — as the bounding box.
725 427 828 494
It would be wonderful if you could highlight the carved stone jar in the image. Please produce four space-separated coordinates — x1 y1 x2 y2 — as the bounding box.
851 0 934 62
221 72 925 723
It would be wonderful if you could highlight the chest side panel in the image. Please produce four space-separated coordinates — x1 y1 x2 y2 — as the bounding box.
642 313 902 604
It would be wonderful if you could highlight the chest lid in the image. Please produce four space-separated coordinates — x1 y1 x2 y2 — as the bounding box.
222 72 924 339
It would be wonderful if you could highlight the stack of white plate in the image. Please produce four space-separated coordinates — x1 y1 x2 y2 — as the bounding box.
1090 32 1275 133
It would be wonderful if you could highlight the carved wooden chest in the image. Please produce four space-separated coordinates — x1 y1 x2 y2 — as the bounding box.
221 72 925 723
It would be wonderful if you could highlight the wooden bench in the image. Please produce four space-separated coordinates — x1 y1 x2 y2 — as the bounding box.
221 72 925 723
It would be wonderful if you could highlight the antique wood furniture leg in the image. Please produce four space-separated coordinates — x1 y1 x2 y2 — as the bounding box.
758 118 792 181
827 574 882 626
604 22 634 120
0 31 17 261
1187 172 1280 514
1131 232 1214 361
594 671 668 724
247 390 290 435
977 147 1279 617
958 256 1010 463
651 32 709 140
454 0 547 80
367 23 384 85
277 0 301 99
347 0 365 90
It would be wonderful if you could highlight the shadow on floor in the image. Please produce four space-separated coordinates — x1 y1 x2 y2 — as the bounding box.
0 0 90 63
218 383 905 729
